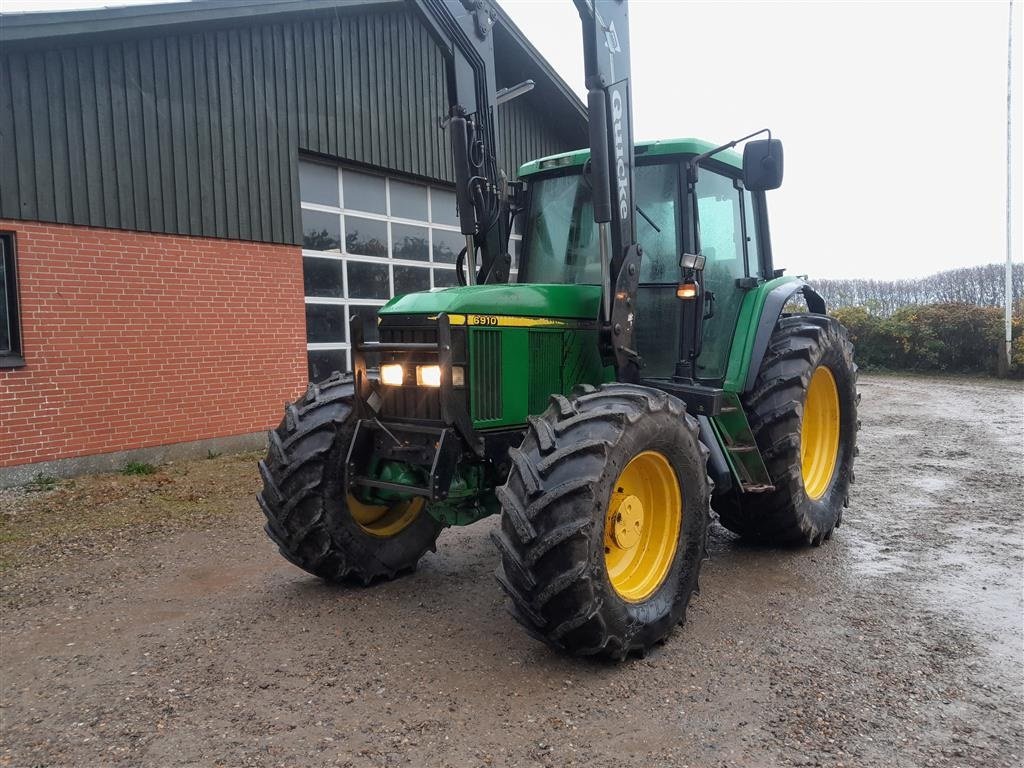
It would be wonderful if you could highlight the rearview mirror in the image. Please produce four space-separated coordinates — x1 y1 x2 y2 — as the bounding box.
742 139 784 191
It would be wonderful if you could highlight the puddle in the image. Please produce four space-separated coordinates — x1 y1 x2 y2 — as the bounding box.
907 475 955 494
845 532 907 577
916 549 1024 668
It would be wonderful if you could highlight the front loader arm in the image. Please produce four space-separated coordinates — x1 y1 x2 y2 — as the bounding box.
574 0 641 381
411 0 514 286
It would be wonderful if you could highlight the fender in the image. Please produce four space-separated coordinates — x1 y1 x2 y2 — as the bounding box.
743 281 827 393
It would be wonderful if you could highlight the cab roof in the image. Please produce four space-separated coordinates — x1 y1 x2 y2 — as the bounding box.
518 137 742 177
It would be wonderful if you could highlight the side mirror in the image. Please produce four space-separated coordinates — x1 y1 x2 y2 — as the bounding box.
742 139 784 191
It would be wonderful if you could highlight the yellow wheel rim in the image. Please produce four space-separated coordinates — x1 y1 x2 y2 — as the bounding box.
347 494 424 538
604 450 682 602
801 365 841 500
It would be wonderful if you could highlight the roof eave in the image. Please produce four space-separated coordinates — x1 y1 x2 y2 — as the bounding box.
0 0 401 44
488 2 586 126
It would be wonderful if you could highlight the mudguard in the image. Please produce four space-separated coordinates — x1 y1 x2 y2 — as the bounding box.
743 281 826 393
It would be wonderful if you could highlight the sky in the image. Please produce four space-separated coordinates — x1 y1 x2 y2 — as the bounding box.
2 0 1021 280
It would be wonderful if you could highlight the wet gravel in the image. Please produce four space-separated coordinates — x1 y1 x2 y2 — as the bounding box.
1 373 1022 767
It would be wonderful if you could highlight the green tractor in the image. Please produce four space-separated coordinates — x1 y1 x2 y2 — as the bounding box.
258 0 858 659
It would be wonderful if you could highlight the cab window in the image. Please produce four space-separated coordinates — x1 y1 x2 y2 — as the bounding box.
743 188 762 278
522 173 600 284
695 170 746 380
633 163 682 377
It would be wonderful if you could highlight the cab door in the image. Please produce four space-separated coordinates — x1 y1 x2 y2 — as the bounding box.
694 169 762 381
632 162 684 377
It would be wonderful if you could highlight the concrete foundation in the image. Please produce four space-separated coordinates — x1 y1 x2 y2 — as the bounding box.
0 431 268 488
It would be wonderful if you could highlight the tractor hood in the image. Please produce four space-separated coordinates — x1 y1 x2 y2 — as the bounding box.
379 284 601 320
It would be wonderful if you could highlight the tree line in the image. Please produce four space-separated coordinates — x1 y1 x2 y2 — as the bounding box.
811 263 1023 317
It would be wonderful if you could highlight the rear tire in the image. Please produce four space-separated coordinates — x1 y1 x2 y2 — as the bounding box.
715 314 859 546
492 383 710 660
257 373 442 583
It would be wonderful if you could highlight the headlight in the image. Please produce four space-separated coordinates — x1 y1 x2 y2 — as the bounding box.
415 365 442 387
380 363 404 386
409 365 463 387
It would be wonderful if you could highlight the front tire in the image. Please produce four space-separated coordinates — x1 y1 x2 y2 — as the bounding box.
715 314 859 546
492 384 710 660
257 373 442 583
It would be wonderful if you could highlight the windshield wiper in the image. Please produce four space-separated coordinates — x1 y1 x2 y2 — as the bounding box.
637 205 661 233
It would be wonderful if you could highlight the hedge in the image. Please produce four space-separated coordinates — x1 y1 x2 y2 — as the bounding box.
829 303 1023 376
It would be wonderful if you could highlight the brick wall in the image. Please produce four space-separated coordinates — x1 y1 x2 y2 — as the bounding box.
0 221 308 468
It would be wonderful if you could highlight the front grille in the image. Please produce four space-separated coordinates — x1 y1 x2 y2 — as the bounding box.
379 325 437 346
375 317 467 424
380 380 443 421
378 322 441 421
528 330 563 413
471 329 502 422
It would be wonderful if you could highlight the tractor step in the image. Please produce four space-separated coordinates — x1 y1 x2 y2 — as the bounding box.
726 445 757 454
710 391 775 494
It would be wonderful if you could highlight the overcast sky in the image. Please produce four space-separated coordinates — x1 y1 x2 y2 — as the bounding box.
3 0 1021 280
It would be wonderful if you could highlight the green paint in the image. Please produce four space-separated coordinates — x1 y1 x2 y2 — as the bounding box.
722 275 802 393
379 282 610 431
708 417 740 480
527 330 563 413
470 328 506 425
711 391 773 489
380 283 601 320
359 453 500 528
518 137 742 178
467 324 608 429
426 464 499 527
356 460 423 505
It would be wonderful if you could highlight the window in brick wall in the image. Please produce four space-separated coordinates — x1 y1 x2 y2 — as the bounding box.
299 159 521 382
0 233 23 368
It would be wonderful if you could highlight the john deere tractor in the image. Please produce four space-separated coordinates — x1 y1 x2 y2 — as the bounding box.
258 0 858 659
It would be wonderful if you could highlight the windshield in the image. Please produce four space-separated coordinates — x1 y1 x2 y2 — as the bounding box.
521 173 601 284
521 162 686 377
521 164 682 285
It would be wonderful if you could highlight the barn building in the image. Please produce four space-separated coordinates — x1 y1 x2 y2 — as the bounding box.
0 0 585 483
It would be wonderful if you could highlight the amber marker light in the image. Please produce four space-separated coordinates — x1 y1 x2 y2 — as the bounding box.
676 282 699 299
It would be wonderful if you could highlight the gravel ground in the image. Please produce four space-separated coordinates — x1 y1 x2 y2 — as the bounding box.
1 373 1022 768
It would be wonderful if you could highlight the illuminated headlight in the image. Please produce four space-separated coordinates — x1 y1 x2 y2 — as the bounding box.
380 363 404 386
415 365 442 387
410 365 464 387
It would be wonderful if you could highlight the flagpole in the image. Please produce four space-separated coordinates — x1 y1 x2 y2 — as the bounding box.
1006 0 1015 371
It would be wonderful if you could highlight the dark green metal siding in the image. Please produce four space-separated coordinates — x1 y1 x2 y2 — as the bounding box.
497 93 574 179
0 8 585 244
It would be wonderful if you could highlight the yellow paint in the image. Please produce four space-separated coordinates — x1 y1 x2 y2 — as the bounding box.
347 494 424 538
444 313 583 329
801 365 841 500
604 451 682 602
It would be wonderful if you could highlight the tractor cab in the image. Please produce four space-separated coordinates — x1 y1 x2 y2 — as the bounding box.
517 138 773 384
